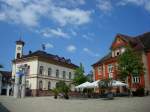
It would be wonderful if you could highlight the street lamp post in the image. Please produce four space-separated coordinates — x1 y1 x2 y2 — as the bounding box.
14 73 19 98
14 64 27 98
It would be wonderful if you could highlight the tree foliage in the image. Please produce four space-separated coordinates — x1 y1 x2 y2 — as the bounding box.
56 81 70 94
118 46 144 80
73 63 88 86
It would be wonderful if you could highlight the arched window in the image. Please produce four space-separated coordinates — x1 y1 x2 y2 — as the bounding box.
48 68 52 76
48 81 51 90
56 69 59 78
39 80 43 90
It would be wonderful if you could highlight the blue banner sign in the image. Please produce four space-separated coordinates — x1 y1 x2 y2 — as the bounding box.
16 72 24 77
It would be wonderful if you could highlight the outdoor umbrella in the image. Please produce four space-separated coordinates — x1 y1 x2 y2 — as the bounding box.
86 80 101 88
75 81 91 89
112 80 128 87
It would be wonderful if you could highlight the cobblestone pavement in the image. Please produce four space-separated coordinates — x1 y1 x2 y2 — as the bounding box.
0 96 150 112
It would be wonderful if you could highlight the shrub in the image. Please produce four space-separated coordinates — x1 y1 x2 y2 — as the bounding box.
136 87 145 96
52 88 59 99
133 87 145 96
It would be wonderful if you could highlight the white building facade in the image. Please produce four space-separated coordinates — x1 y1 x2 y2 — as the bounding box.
12 40 78 96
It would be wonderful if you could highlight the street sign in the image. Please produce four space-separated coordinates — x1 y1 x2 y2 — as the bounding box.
16 72 24 77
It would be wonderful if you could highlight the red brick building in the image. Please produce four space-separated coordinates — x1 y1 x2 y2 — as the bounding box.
92 32 150 91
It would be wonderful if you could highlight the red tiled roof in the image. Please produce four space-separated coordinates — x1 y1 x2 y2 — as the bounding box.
92 32 150 67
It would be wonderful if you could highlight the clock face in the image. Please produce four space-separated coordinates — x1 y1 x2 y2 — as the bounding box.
17 47 21 50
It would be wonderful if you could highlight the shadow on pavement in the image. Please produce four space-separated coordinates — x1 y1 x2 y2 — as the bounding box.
0 103 10 112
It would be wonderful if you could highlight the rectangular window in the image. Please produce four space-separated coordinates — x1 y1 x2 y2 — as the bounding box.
103 65 105 77
63 71 66 79
108 64 113 73
112 51 115 57
27 66 30 75
56 69 59 78
132 77 140 83
98 66 102 74
69 72 72 79
48 68 52 76
39 66 44 75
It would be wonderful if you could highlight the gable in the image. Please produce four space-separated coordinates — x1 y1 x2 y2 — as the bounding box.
111 35 128 50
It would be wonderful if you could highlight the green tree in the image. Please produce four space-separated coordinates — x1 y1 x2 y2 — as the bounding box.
56 81 70 99
73 63 88 86
52 88 59 99
118 46 145 81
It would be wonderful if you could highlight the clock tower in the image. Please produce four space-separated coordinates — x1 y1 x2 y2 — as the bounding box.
15 39 25 59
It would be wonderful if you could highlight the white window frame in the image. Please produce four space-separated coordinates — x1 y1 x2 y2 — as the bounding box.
69 72 72 80
48 81 51 90
56 69 59 78
48 68 52 76
63 71 66 79
132 77 140 83
39 66 44 75
108 64 113 73
98 66 102 75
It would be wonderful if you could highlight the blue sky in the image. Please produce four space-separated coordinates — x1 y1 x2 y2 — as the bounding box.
0 0 150 74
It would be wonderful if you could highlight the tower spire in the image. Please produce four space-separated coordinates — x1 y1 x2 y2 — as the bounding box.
15 34 25 59
19 32 23 41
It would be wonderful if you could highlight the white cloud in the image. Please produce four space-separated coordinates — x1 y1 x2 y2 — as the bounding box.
145 1 150 12
97 0 112 13
51 7 91 26
53 0 85 7
0 0 51 27
0 0 91 27
45 43 54 49
41 28 69 38
67 45 76 52
118 0 145 6
0 13 6 21
82 34 93 41
117 0 150 13
97 0 150 14
83 48 99 57
70 29 77 36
